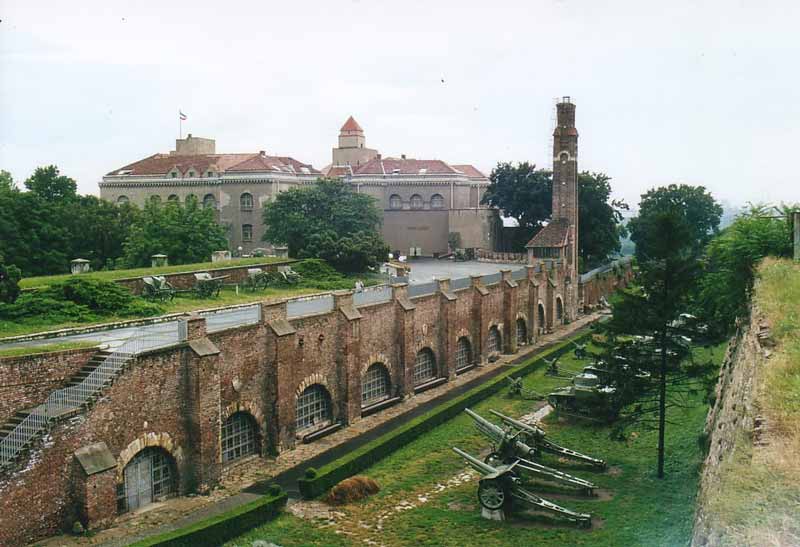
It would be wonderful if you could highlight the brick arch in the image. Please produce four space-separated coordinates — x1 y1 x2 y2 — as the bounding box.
515 311 528 322
456 327 470 339
295 373 336 403
555 294 565 323
222 400 265 433
487 321 504 332
361 352 391 377
116 432 184 482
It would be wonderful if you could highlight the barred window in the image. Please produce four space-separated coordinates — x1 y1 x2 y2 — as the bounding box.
516 319 527 345
362 363 391 406
221 412 258 463
118 447 176 513
185 194 198 205
410 194 423 210
414 348 436 385
431 193 445 209
296 384 332 432
167 194 179 202
556 297 564 322
203 193 217 209
117 195 129 205
538 303 546 330
487 326 501 353
240 192 254 211
149 195 162 204
242 224 253 242
456 337 471 371
389 194 402 209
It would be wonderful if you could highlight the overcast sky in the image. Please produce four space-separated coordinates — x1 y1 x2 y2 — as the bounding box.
1 0 798 208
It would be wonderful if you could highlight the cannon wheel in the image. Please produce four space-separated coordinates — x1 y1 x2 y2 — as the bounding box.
484 452 505 468
477 479 506 511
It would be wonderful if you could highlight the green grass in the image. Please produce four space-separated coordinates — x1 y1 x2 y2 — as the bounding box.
0 340 98 358
19 257 291 289
229 342 726 547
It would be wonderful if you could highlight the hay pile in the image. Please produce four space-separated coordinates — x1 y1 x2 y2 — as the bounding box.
325 476 380 505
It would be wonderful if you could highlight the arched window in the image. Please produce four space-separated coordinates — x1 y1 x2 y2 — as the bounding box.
556 297 564 323
430 194 445 209
116 195 129 205
362 363 391 406
296 384 332 432
410 194 423 210
240 192 254 211
185 194 198 205
149 195 162 205
221 412 259 463
389 194 402 210
242 224 253 242
516 318 527 346
118 447 177 513
538 303 546 332
203 193 217 209
167 194 179 202
455 337 472 372
414 348 436 385
487 326 502 354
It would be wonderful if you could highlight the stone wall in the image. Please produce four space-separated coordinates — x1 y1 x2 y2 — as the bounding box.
0 347 98 423
0 262 627 545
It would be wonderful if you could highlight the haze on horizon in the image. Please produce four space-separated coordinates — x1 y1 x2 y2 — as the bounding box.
1 0 798 209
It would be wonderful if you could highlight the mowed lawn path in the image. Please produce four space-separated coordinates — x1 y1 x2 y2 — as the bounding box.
228 343 725 547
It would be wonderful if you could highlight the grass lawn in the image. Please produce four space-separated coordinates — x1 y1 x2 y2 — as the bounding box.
229 341 726 547
0 340 99 358
19 257 291 289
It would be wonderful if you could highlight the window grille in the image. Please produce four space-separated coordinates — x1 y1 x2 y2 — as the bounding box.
516 319 527 345
456 337 471 371
221 412 258 463
538 304 546 329
296 384 332 432
240 193 254 211
410 194 423 210
203 194 217 209
362 363 390 406
414 348 436 385
117 447 176 513
431 194 445 209
117 195 129 205
242 224 253 242
389 194 402 209
556 298 564 322
167 194 179 202
487 326 501 353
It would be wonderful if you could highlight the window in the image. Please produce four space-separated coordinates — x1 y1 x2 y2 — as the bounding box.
149 195 161 204
221 412 258 463
188 170 195 178
538 303 546 331
167 194 179 202
170 171 178 178
296 384 332 432
431 194 445 209
389 194 402 210
414 348 436 385
487 326 501 353
185 194 198 205
456 337 472 371
203 193 217 209
410 194 423 210
556 297 564 323
118 447 177 513
516 318 527 345
362 363 391 406
240 192 254 211
242 224 253 242
207 171 214 177
116 195 129 205
532 247 561 259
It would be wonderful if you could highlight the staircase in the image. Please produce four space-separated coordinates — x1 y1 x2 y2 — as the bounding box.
64 349 113 388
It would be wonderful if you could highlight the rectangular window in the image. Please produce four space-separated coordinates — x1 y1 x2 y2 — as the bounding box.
242 224 253 242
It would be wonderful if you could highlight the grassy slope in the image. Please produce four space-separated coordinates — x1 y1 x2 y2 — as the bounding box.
0 340 98 358
703 258 800 545
19 257 289 289
230 342 725 547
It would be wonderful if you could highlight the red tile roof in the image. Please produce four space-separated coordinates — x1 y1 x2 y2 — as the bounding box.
106 152 318 177
525 219 570 248
353 157 457 176
340 116 363 133
451 164 487 179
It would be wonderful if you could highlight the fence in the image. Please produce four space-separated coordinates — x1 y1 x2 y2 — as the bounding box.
353 285 392 307
579 256 632 284
407 281 439 298
286 294 335 319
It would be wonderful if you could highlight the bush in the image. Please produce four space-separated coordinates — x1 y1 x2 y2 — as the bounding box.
304 467 318 479
0 257 21 304
324 476 380 505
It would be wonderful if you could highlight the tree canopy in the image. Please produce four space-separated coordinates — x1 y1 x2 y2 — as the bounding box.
24 165 78 202
263 179 388 272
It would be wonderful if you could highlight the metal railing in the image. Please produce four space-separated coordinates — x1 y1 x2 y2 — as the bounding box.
0 329 178 470
408 281 439 298
286 294 335 318
579 256 632 284
353 285 392 307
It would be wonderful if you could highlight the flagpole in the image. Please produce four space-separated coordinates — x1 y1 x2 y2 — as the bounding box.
179 110 182 139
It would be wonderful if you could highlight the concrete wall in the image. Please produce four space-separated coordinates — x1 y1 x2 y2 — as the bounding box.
383 210 450 255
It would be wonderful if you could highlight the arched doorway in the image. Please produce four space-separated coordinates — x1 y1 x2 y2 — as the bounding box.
414 348 437 385
516 318 527 346
455 337 472 373
556 297 564 324
120 447 177 513
296 384 333 433
538 303 546 334
221 411 259 463
487 326 502 354
362 363 391 407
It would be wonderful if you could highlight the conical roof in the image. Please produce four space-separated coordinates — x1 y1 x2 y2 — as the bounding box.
340 116 363 133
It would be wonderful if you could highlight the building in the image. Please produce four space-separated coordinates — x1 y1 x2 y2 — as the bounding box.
98 135 321 253
526 97 580 320
323 117 500 256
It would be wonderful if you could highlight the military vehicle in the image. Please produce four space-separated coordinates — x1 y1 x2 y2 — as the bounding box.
547 372 617 419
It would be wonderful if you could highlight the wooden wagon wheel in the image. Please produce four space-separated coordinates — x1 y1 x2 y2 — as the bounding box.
477 479 506 510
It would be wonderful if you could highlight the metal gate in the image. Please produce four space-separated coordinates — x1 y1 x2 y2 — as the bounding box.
122 448 175 512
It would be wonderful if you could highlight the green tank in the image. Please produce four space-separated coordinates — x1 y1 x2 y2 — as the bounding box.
547 373 617 419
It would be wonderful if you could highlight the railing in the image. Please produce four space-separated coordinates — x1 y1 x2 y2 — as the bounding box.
483 272 502 285
511 267 528 281
286 294 335 318
408 281 439 298
450 276 472 291
579 256 632 284
353 285 392 307
204 303 261 333
0 329 178 470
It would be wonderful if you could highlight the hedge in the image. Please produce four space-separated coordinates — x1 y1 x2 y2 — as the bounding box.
128 489 288 547
297 330 593 498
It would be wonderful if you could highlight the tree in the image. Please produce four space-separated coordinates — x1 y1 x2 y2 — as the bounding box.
0 254 21 303
24 165 78 202
68 196 140 270
578 172 629 270
0 170 15 193
263 179 388 272
122 198 227 267
603 185 722 478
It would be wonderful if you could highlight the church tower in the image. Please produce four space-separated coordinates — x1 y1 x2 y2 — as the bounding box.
331 116 379 168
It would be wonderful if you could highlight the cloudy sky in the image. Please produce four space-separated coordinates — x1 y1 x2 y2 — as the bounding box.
1 0 798 208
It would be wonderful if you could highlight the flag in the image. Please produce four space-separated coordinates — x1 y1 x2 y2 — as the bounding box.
179 110 187 121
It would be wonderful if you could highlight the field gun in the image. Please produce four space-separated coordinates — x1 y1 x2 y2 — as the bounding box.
452 447 592 528
464 408 596 495
488 410 606 469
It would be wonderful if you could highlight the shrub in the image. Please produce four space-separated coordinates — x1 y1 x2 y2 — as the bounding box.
0 257 21 304
324 476 380 505
304 467 318 479
266 483 282 497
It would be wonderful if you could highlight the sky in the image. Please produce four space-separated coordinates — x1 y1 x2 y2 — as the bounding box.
1 0 798 208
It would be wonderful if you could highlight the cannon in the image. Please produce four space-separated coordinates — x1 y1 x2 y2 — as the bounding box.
464 409 596 495
452 447 592 529
488 410 606 470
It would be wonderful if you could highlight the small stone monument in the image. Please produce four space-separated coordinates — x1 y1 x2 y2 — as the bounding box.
211 250 232 263
151 254 168 268
273 246 289 258
70 258 90 275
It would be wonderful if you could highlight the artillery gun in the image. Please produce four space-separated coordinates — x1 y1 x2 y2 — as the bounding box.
464 409 596 495
488 410 606 469
547 373 617 420
452 447 592 528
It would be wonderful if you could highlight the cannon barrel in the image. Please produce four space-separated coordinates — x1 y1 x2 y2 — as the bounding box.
464 408 536 457
489 409 546 438
452 446 496 476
